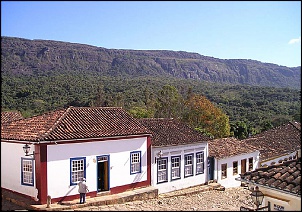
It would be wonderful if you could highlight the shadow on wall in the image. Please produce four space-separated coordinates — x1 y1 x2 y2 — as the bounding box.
57 185 77 203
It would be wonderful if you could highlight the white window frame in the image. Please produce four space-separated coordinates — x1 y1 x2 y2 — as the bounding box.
21 158 34 186
70 157 86 185
130 151 141 174
184 153 194 177
157 157 168 183
196 152 204 175
171 155 181 180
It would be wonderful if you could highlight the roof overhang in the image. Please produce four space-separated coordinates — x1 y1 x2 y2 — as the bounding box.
1 133 152 145
235 177 301 198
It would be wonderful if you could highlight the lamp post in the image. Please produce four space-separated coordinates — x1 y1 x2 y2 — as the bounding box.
155 150 163 164
23 144 35 157
157 150 163 158
250 186 264 211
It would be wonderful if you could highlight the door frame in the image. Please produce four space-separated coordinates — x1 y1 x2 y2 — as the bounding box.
96 155 110 192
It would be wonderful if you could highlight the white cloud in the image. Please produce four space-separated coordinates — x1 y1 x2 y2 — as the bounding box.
288 36 301 44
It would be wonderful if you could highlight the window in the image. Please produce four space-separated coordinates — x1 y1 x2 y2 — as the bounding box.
233 161 238 175
130 151 141 174
157 157 168 183
184 154 193 177
221 163 227 179
196 152 204 175
171 156 181 180
70 157 86 185
248 157 253 171
21 158 34 186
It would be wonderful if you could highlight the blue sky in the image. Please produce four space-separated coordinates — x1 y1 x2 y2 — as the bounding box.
1 1 301 67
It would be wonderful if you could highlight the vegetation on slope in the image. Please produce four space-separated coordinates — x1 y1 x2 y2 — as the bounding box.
1 37 300 138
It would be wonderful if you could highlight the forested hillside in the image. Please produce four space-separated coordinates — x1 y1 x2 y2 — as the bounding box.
1 36 301 88
1 36 301 137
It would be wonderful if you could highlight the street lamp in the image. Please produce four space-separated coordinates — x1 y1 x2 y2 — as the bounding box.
157 150 163 158
250 186 264 211
23 144 35 157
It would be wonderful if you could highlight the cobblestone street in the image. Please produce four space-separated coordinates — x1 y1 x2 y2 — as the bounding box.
2 186 255 211
76 187 255 211
2 198 29 211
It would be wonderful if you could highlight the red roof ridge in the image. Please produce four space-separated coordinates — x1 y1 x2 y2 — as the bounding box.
39 107 70 141
289 121 301 131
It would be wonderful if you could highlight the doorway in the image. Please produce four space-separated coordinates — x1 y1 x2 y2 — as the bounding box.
241 159 247 174
207 156 214 181
97 155 109 192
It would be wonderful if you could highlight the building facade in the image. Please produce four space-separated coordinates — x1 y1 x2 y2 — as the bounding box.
1 107 151 204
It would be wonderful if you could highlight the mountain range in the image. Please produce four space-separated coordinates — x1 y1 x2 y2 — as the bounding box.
1 36 301 89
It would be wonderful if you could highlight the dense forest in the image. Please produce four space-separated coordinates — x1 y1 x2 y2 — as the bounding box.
2 73 300 138
1 37 301 138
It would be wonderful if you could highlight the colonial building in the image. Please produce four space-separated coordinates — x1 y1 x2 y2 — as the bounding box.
138 118 211 194
208 137 260 188
1 107 152 204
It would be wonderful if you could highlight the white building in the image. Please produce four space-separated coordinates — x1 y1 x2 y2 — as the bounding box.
1 107 152 204
208 137 260 188
138 118 210 194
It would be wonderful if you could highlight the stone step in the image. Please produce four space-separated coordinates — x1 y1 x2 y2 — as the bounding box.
96 190 111 197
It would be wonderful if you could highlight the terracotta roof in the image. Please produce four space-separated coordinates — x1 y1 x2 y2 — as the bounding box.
208 137 259 159
1 111 24 124
137 118 211 147
238 158 301 196
1 107 150 142
243 122 301 161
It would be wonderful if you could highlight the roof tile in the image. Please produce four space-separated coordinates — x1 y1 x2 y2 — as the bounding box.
239 158 301 195
1 111 24 124
208 137 258 159
138 118 210 146
243 122 301 161
1 107 150 142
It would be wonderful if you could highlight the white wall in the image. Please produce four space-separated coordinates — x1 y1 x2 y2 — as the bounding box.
151 142 208 194
259 186 301 211
47 136 148 199
1 142 38 200
214 151 259 188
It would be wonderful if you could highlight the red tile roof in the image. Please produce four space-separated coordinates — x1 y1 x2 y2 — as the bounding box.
238 158 301 195
138 118 211 147
208 137 259 159
1 107 151 142
1 111 24 124
243 122 301 161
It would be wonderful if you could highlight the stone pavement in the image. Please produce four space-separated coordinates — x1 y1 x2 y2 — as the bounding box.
77 185 255 211
2 183 224 211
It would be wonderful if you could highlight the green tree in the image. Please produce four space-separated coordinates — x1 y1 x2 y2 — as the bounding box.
230 121 249 139
260 120 273 132
155 85 184 118
128 106 154 118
